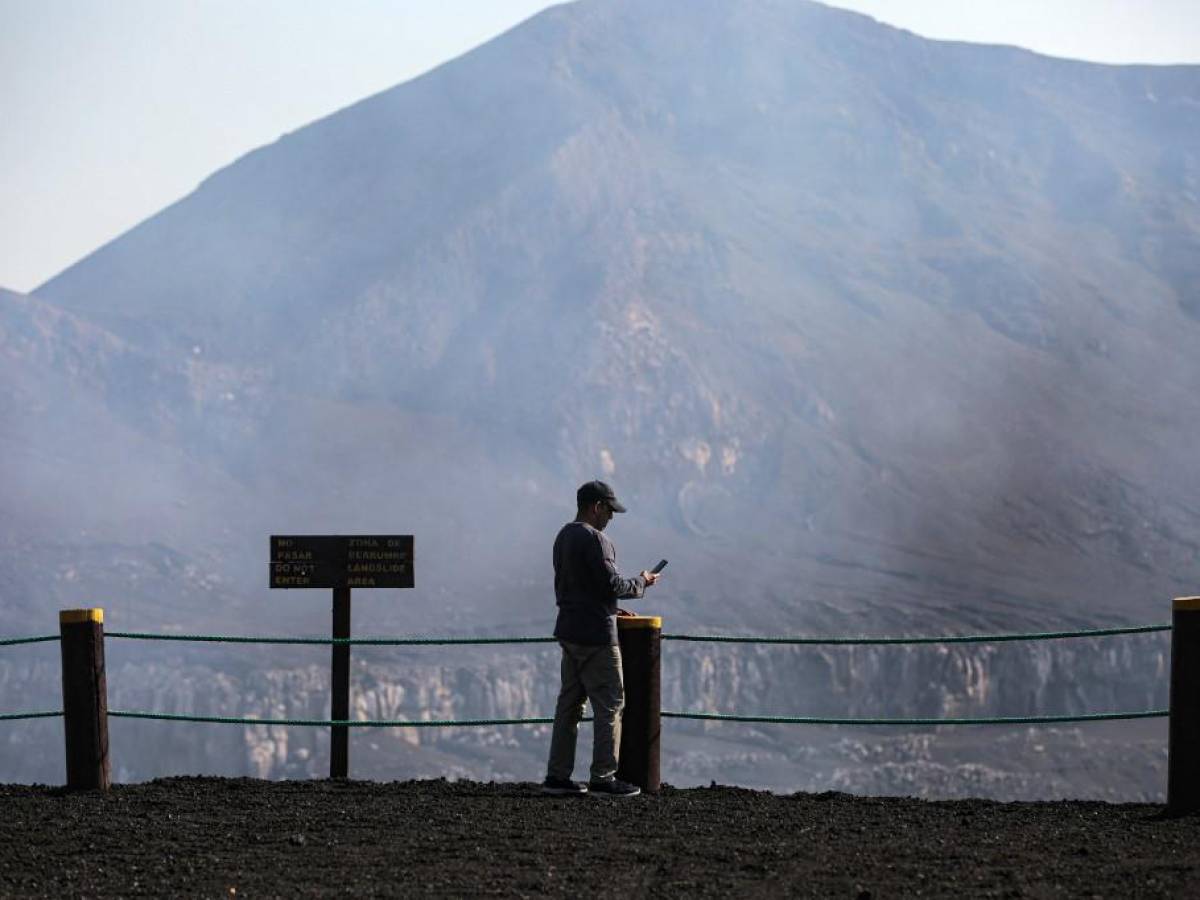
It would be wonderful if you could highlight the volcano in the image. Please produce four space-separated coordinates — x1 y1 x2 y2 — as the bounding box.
3 0 1197 792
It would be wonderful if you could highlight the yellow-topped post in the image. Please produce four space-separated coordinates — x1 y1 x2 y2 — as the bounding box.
59 608 110 790
1169 597 1200 812
616 614 662 793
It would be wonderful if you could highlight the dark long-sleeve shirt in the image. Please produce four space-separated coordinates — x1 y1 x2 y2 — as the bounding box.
552 521 645 646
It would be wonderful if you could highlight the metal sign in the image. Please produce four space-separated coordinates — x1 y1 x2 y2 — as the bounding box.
269 535 414 589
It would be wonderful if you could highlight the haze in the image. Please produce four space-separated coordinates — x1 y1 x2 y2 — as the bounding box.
0 0 1197 797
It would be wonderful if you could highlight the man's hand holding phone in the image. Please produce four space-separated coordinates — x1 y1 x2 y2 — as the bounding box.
641 559 668 586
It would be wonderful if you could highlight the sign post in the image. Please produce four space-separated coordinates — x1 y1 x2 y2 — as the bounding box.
330 585 351 778
270 535 414 778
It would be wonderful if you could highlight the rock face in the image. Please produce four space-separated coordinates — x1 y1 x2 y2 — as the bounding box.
0 631 1169 797
1 0 1198 796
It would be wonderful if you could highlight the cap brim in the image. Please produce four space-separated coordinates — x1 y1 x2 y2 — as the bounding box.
608 500 627 513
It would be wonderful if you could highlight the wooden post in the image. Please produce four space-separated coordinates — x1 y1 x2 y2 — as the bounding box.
617 615 662 793
330 586 351 778
59 608 110 790
1168 596 1200 813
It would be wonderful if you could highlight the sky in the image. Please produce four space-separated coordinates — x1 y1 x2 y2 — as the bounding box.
2 0 1198 294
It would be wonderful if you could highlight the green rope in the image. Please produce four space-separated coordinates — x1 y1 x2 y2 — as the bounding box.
107 632 556 646
663 709 1169 725
102 624 1171 647
107 708 1168 727
109 710 589 727
662 623 1172 645
0 635 59 647
0 710 63 721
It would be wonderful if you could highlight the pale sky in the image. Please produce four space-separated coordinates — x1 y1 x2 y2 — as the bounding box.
2 0 1198 293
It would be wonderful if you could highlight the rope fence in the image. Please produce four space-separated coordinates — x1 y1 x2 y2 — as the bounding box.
662 623 1173 645
0 710 63 721
0 625 1175 654
108 710 582 728
101 709 1166 727
0 635 59 647
3 622 1175 730
7 597 1198 807
107 631 557 646
662 709 1169 725
90 623 1171 647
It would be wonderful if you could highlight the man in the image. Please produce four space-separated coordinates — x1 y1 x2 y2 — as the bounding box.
542 480 660 798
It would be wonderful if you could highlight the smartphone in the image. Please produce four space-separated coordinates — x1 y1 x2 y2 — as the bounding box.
650 559 668 574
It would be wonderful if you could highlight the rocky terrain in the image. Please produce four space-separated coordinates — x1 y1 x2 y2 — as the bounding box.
2 0 1198 796
2 777 1196 898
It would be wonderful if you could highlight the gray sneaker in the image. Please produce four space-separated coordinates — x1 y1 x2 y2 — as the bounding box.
542 777 588 796
588 778 641 797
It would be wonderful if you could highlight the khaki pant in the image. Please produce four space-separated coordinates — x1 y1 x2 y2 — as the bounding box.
545 640 625 782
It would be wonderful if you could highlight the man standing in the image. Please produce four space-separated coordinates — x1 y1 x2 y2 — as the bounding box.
542 480 660 797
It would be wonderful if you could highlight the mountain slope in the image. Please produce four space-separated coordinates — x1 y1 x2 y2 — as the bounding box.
2 0 1198 792
31 0 1200 633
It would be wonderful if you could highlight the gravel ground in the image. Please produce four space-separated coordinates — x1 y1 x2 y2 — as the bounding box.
1 777 1196 898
